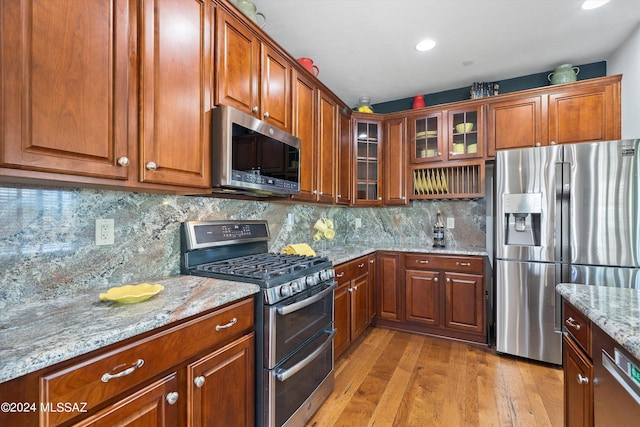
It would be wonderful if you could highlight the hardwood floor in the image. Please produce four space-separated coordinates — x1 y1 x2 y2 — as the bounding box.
307 327 564 427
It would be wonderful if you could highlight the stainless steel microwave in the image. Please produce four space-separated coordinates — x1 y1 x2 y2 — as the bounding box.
211 105 301 197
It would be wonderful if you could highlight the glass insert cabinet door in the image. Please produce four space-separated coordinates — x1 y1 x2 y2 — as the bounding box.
449 109 480 159
354 118 382 205
412 112 443 163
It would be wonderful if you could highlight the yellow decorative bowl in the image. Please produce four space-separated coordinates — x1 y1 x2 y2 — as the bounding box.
453 143 465 154
99 283 164 304
454 123 474 133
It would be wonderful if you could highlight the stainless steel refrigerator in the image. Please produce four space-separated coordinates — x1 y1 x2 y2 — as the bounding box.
494 139 640 365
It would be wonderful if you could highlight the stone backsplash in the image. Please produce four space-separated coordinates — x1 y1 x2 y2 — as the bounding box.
0 184 486 306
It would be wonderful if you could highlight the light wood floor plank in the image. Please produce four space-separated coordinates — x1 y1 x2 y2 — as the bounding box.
306 327 564 427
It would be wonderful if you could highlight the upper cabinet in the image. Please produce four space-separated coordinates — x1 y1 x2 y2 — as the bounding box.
352 114 384 206
384 115 409 206
215 8 292 132
446 106 484 161
487 75 621 157
1 0 213 191
291 70 318 202
336 108 353 205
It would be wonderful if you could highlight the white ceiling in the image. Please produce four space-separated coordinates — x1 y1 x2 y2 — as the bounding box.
250 0 640 108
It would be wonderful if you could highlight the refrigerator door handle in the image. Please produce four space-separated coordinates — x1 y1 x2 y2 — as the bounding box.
555 161 571 263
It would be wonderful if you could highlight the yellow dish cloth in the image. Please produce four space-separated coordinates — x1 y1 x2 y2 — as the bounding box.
281 243 316 257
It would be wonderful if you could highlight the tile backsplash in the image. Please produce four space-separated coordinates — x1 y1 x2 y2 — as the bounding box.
0 184 486 305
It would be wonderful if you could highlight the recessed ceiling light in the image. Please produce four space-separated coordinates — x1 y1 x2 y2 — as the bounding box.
581 0 610 10
415 39 436 52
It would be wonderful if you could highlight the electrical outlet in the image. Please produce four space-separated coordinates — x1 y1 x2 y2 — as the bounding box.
446 217 455 229
355 218 362 229
95 219 115 245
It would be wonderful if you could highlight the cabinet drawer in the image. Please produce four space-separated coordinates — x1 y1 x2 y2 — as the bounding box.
563 301 591 357
405 254 483 273
334 255 369 282
40 297 254 426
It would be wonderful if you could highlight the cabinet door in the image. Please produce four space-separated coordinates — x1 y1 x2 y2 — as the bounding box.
353 117 383 205
216 9 259 115
444 272 485 334
376 252 401 321
367 255 376 322
405 269 440 326
139 0 212 188
336 109 353 205
563 335 593 427
486 95 545 157
316 91 337 203
351 273 370 340
188 333 255 427
549 83 620 145
447 106 483 160
384 116 409 205
411 111 445 163
333 281 351 359
0 0 132 179
260 45 291 132
290 70 317 202
73 373 179 427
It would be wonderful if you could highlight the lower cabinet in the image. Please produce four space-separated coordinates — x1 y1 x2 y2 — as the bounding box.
376 252 487 344
334 255 373 359
1 297 255 427
563 300 593 427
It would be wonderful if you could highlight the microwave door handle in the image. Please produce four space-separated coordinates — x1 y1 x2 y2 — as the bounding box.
275 329 336 382
276 282 336 315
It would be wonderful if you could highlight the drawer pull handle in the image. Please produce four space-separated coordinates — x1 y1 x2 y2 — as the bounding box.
565 317 581 330
194 376 206 388
358 263 365 268
576 374 589 385
433 277 438 282
416 260 429 264
456 262 471 266
215 317 238 331
369 259 375 264
166 392 179 405
336 272 345 278
101 359 144 383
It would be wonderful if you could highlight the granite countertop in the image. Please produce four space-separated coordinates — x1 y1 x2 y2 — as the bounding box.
0 276 260 384
325 244 488 265
557 283 640 360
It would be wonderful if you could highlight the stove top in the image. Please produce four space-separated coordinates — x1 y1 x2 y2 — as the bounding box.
180 220 335 304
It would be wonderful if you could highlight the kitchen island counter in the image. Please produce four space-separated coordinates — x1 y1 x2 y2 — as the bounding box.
556 283 640 360
0 275 259 384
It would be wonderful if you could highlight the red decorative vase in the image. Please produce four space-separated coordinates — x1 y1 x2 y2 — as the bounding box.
412 95 425 109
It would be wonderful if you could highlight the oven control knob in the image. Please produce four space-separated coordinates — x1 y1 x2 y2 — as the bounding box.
319 270 331 281
291 280 301 292
279 285 291 297
305 275 318 287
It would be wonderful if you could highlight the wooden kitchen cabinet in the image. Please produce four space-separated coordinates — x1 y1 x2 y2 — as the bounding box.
384 115 409 205
0 0 213 191
215 8 292 132
336 107 353 205
187 333 255 427
376 252 487 344
486 75 621 158
563 300 594 427
316 90 339 203
333 255 373 359
410 109 445 163
352 114 384 205
1 298 255 427
446 105 484 161
375 251 402 322
290 69 318 202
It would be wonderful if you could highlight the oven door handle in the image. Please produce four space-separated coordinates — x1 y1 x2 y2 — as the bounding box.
275 329 336 382
276 281 337 315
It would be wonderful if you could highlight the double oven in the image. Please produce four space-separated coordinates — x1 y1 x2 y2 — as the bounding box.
181 220 336 427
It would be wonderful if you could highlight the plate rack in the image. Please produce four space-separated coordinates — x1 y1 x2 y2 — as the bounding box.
411 161 484 199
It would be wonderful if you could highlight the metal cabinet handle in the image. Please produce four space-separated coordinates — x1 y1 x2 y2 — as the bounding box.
252 106 259 113
101 359 144 383
535 142 542 147
576 374 589 385
336 272 345 278
446 278 451 282
263 111 270 119
117 157 130 167
401 196 406 200
215 317 237 331
456 262 471 266
416 260 429 264
166 392 179 405
565 317 581 330
357 263 365 268
369 259 375 264
347 287 353 293
194 376 205 388
146 161 157 171
550 141 557 145
434 277 439 282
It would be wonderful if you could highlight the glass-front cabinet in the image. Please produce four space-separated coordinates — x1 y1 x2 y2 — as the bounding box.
411 111 443 163
353 115 383 205
447 106 483 160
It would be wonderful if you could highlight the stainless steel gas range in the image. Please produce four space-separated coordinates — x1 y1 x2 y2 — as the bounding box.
180 220 336 427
